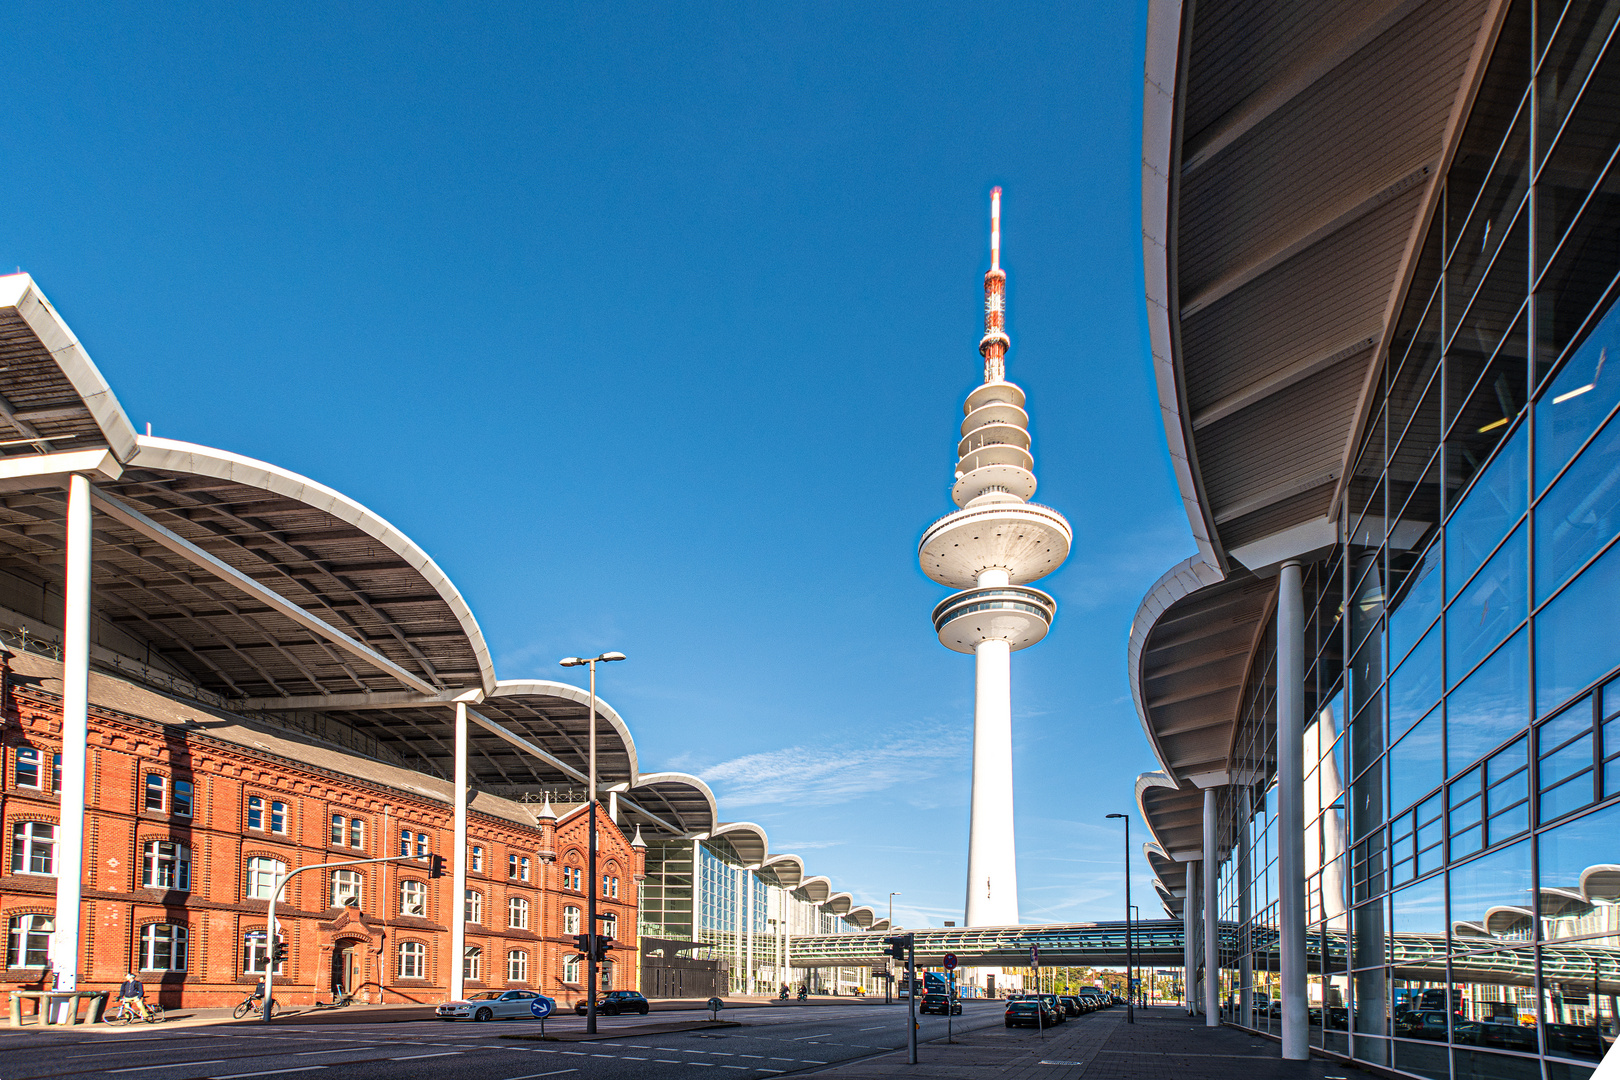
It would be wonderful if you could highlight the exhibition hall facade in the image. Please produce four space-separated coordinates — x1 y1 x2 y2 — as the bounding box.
1134 0 1620 1077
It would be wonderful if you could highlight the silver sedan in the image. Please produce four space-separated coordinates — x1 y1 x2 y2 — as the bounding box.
436 989 554 1021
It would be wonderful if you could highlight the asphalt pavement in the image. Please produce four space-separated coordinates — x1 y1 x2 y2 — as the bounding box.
0 999 1008 1080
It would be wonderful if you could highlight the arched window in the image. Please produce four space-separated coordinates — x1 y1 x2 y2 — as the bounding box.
601 960 614 991
5 914 52 967
138 924 187 971
509 896 529 929
563 905 581 934
243 930 283 974
563 954 581 983
11 822 56 876
141 841 190 891
331 869 362 907
507 949 528 983
601 913 617 940
463 945 482 982
400 879 426 916
465 889 483 924
246 857 284 900
399 940 425 979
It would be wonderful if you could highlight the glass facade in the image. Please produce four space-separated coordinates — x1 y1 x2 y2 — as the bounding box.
1215 4 1620 1076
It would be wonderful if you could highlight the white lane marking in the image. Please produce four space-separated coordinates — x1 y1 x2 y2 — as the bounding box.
293 1048 375 1056
623 1056 647 1061
111 1063 226 1073
655 1060 680 1064
790 1033 831 1040
802 1061 828 1065
390 1051 462 1060
211 1070 329 1080
500 1071 578 1080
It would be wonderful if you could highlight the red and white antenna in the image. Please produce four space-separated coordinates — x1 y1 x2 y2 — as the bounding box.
979 187 1010 383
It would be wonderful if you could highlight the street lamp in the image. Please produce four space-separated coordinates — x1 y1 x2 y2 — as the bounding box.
561 651 626 1034
1106 813 1135 1025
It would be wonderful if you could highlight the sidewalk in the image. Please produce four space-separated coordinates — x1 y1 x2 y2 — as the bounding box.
810 1005 1357 1079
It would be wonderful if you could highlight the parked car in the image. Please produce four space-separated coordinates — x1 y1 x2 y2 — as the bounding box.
1077 986 1110 1008
1037 993 1067 1022
1393 1009 1453 1041
921 991 962 1016
1057 995 1083 1017
1004 996 1061 1028
573 990 650 1016
1545 1023 1606 1061
1470 1021 1539 1053
437 989 553 1022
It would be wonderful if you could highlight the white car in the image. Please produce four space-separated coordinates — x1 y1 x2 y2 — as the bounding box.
436 989 554 1021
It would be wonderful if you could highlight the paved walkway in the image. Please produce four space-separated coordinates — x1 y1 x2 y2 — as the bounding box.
809 1006 1356 1079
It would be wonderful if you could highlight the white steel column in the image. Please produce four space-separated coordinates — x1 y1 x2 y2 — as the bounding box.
744 872 754 996
1277 560 1308 1059
1238 785 1253 1024
450 700 469 1003
50 474 92 1020
966 565 1017 927
1183 859 1198 1014
1203 787 1219 1026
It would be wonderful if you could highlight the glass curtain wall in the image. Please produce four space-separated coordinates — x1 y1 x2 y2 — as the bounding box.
1216 3 1620 1076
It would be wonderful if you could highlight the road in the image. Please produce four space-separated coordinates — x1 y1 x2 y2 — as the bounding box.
0 1000 1020 1080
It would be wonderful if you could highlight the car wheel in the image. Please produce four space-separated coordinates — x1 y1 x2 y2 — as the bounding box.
1005 1020 1013 1027
575 1003 587 1016
640 1005 650 1015
474 1008 493 1022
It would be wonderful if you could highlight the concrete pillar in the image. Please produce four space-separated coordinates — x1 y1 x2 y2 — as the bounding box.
1183 859 1198 1014
50 474 92 1019
1277 560 1308 1059
1238 785 1253 1024
966 591 1018 927
450 701 468 1002
744 871 754 996
1204 786 1220 1026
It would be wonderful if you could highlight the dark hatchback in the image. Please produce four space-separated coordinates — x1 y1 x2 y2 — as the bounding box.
921 991 962 1016
1004 996 1059 1028
573 990 650 1016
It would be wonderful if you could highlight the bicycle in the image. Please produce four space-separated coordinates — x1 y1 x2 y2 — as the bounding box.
232 992 276 1020
107 997 165 1025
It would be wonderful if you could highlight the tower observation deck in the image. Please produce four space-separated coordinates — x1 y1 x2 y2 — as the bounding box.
919 189 1071 927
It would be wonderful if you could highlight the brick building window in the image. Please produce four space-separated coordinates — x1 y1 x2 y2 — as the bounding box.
507 854 530 881
563 954 580 983
270 801 287 833
349 818 363 849
138 924 187 972
602 873 619 898
601 914 617 940
465 889 483 924
246 856 284 900
334 816 364 848
400 879 426 916
564 866 581 891
400 829 429 858
507 949 528 983
14 748 58 791
5 914 52 968
470 844 484 872
330 869 362 907
508 896 529 929
463 945 482 983
173 780 193 817
243 931 283 974
141 840 191 891
144 774 165 811
563 905 581 934
330 814 344 845
248 796 263 829
11 822 55 875
398 940 425 979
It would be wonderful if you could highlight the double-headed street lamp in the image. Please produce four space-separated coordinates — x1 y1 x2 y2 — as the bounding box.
1106 813 1135 1024
560 650 626 1035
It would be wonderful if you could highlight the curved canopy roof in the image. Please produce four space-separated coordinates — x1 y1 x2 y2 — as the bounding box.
798 876 832 904
711 822 770 866
1133 0 1506 900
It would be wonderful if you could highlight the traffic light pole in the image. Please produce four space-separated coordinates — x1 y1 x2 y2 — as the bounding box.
907 938 917 1064
586 659 600 1035
262 853 436 1022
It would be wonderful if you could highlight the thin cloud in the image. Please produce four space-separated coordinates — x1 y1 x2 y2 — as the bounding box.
697 726 967 807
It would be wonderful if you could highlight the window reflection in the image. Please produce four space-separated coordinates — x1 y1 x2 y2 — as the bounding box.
1535 403 1620 601
1448 525 1528 684
1446 425 1528 597
1392 625 1443 740
1536 539 1620 715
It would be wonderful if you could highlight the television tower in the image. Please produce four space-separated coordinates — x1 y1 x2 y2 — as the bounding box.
919 189 1071 926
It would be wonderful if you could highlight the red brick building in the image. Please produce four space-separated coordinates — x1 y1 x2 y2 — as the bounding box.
0 651 643 1008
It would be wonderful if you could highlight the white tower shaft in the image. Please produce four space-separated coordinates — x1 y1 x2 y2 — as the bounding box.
967 636 1017 925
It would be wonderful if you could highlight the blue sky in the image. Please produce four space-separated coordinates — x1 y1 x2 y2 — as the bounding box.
5 1 1188 929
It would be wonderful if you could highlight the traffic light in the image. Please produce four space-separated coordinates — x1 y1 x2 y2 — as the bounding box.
883 934 911 960
593 935 614 961
428 854 446 879
270 942 289 965
573 934 592 957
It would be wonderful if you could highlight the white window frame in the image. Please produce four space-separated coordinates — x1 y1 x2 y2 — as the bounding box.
143 773 166 812
563 906 581 934
6 913 52 968
172 779 194 818
563 954 581 983
507 949 528 983
400 879 426 917
141 840 191 891
243 930 283 974
269 801 288 834
465 889 483 924
470 844 484 872
139 923 188 972
463 945 482 982
247 796 264 830
509 896 529 929
399 940 425 979
348 818 363 850
11 822 55 876
331 868 362 907
331 813 346 845
14 747 40 789
246 856 284 900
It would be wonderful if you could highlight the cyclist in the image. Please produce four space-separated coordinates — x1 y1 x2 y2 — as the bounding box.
118 972 150 1020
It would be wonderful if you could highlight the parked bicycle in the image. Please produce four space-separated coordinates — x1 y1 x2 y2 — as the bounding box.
107 997 164 1025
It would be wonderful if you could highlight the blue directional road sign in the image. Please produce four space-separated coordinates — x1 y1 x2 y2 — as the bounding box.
529 996 555 1019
